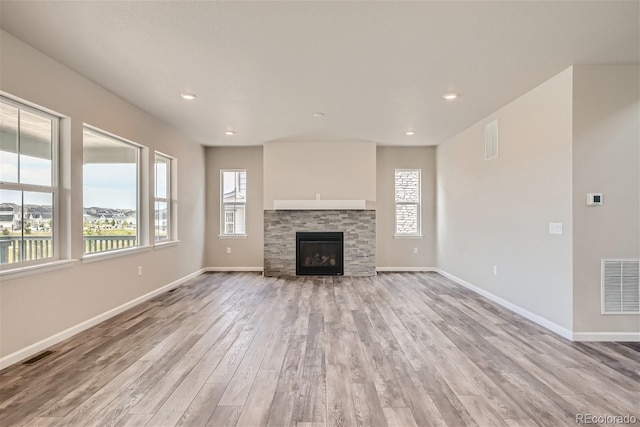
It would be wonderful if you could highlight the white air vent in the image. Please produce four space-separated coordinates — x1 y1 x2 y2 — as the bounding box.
485 119 499 160
602 259 640 314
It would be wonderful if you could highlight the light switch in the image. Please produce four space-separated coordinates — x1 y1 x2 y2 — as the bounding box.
548 222 563 235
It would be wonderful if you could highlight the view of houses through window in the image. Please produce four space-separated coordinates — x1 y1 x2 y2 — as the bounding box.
82 127 139 255
221 170 246 236
2 93 180 269
0 97 57 265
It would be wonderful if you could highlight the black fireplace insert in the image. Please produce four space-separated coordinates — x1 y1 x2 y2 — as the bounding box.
296 231 344 275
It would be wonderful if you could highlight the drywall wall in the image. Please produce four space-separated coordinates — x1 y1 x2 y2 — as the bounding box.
437 67 574 331
0 31 206 360
263 140 376 209
572 65 640 335
205 146 264 268
376 146 436 268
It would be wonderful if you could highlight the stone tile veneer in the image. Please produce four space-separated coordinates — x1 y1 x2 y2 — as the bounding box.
264 210 376 277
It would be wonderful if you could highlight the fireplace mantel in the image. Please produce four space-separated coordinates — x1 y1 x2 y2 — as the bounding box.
272 199 367 210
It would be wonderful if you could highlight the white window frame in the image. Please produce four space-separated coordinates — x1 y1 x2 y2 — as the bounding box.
154 152 176 244
0 95 60 270
394 168 422 238
219 169 247 238
82 125 143 257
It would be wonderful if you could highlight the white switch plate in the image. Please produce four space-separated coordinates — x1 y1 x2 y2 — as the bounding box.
548 222 563 235
226 247 232 254
413 247 418 254
316 193 321 200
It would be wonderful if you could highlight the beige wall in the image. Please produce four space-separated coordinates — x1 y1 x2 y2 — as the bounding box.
572 65 640 334
437 68 574 331
376 146 436 268
205 147 264 268
0 31 206 359
263 140 376 209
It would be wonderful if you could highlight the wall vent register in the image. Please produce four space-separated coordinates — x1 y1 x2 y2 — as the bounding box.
602 259 640 314
485 119 499 160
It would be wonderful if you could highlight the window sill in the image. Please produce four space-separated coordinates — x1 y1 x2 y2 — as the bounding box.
154 240 180 249
0 259 78 281
82 245 152 264
394 234 424 239
218 234 247 239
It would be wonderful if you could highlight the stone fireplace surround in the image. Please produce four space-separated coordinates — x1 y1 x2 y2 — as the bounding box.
264 210 376 276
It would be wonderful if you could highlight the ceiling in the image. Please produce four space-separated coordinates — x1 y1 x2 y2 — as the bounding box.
1 1 638 147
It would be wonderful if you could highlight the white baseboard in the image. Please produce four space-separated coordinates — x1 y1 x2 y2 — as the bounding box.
573 332 640 342
205 267 264 272
434 268 574 341
0 268 205 370
376 267 438 272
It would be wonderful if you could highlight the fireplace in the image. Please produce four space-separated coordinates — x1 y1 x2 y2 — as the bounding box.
296 231 344 276
264 210 375 277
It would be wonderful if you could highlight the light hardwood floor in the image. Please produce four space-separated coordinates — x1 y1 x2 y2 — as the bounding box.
1 272 638 426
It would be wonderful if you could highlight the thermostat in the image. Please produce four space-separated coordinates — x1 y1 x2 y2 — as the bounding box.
587 193 603 206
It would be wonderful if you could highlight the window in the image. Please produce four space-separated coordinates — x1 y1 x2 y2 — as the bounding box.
394 169 421 236
154 153 173 243
220 170 246 236
83 127 140 255
0 96 58 266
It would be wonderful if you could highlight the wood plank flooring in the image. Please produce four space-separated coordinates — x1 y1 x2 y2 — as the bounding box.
1 272 638 426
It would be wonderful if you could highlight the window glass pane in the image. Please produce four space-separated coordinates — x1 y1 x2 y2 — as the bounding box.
222 171 247 202
395 170 419 203
154 153 171 242
0 189 20 265
83 129 138 255
0 190 18 232
0 103 18 183
221 170 246 235
23 191 53 261
396 204 418 234
155 201 168 241
19 109 52 186
234 205 245 234
155 155 168 199
0 190 53 265
222 171 236 200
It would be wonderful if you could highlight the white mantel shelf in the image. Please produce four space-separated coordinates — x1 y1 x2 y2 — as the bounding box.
273 199 367 210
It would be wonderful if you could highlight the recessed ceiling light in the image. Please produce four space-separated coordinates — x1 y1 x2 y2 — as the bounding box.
225 130 235 135
312 112 325 118
406 130 416 136
180 93 197 100
443 92 458 100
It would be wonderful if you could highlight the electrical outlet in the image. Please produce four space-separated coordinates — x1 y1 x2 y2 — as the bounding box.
413 247 418 254
316 193 321 200
493 265 498 275
138 266 143 276
226 247 232 254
